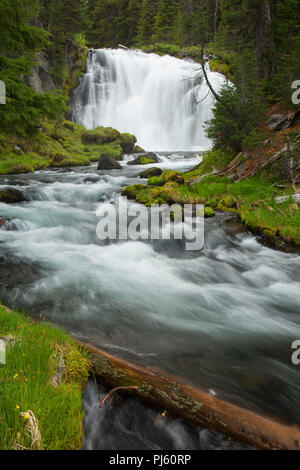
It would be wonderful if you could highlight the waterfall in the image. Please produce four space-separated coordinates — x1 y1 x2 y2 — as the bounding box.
71 49 226 152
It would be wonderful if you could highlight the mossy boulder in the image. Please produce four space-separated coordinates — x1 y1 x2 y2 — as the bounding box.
63 121 75 132
119 133 137 154
262 225 278 239
98 154 122 170
217 203 237 213
0 188 28 204
148 176 165 187
205 199 218 208
204 207 215 218
160 182 181 204
133 145 145 153
219 195 237 208
161 171 184 185
140 167 163 178
81 127 122 146
128 153 159 166
121 184 148 199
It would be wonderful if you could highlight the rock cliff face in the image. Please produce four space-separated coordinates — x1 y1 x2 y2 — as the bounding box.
27 41 88 97
27 51 56 94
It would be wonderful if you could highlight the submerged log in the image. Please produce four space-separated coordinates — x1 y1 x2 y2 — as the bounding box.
80 341 300 450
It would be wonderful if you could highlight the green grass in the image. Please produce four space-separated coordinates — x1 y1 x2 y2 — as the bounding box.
122 175 300 246
0 305 90 450
0 120 137 174
140 43 203 61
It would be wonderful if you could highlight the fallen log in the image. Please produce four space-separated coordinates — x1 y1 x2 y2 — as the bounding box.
79 341 300 450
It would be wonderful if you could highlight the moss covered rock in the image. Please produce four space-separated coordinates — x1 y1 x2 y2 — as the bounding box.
205 199 218 208
0 188 28 204
161 171 184 184
133 145 145 153
119 133 137 154
81 126 122 146
128 152 159 166
204 207 215 218
140 167 163 178
219 195 237 208
121 184 148 199
148 176 165 186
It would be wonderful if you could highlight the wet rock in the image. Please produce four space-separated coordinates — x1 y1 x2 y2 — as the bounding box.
140 167 163 178
0 188 28 204
0 217 6 227
133 145 145 153
83 175 101 184
98 154 122 170
5 219 28 232
119 133 137 154
128 152 159 166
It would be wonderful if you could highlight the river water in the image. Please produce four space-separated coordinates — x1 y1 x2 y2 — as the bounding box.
0 154 300 449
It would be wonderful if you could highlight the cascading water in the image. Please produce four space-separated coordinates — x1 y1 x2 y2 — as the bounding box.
71 49 226 151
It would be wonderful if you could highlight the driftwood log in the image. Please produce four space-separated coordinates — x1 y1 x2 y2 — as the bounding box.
80 341 300 451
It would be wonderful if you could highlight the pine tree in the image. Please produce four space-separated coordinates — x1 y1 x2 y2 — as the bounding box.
0 0 66 135
89 0 124 48
152 0 181 44
137 0 159 45
126 0 142 46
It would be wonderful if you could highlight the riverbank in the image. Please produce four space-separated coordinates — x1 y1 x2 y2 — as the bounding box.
0 121 137 175
122 122 300 250
0 305 90 450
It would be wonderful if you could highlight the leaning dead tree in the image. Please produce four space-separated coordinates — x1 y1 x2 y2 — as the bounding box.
80 341 300 450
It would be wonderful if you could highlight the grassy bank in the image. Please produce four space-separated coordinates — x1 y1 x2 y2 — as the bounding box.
0 305 90 450
122 150 300 248
0 121 137 175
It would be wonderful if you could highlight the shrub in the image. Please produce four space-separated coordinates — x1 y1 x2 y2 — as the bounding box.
206 84 265 153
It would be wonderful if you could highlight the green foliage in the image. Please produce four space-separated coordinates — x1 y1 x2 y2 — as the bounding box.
0 305 90 450
209 58 233 80
152 0 181 45
137 0 159 45
199 148 234 174
0 121 137 173
206 84 265 152
0 0 68 135
125 171 300 245
141 43 181 56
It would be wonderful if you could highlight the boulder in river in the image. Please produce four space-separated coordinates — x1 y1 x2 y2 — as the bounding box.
98 154 122 170
0 188 28 204
133 145 145 153
140 167 163 178
128 152 159 166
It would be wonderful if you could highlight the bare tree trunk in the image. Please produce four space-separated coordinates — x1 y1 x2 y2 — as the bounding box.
200 47 221 102
213 0 220 41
